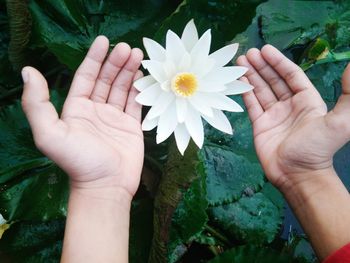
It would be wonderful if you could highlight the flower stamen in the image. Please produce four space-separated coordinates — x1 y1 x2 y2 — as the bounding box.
172 73 197 97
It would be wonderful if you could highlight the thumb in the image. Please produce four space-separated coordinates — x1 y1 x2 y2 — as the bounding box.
325 63 350 144
332 63 350 115
342 63 350 94
21 66 61 147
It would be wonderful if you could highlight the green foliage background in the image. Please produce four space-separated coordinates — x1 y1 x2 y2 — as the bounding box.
0 0 349 262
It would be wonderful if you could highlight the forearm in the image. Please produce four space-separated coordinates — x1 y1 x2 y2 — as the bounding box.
61 185 132 263
281 167 350 260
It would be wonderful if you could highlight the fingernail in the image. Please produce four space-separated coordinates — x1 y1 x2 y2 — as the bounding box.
21 69 29 83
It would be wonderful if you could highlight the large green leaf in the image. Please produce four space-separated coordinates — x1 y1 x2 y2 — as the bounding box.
29 0 179 70
0 164 69 221
205 110 256 157
232 15 265 57
0 90 69 222
259 0 350 52
292 238 317 263
0 102 41 166
153 0 265 50
203 105 265 205
207 245 292 263
0 2 19 92
260 0 335 50
0 89 65 168
0 219 64 263
208 182 283 244
306 61 347 104
202 143 264 206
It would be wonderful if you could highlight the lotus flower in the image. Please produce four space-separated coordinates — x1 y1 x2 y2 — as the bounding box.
134 19 253 155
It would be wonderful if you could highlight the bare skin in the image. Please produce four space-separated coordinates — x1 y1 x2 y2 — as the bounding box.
21 36 144 263
237 45 350 260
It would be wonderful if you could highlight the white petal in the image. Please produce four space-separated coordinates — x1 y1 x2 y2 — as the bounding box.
223 80 254 95
185 106 204 148
135 83 161 106
181 19 199 52
191 57 215 78
142 60 167 83
161 80 171 91
174 124 191 155
142 116 158 131
156 104 177 144
134 75 156 92
166 30 186 65
209 43 239 67
178 52 191 72
203 93 244 112
143 37 166 61
164 59 177 78
188 94 213 117
202 109 233 134
190 30 213 77
199 81 227 92
191 29 211 60
146 91 175 119
203 66 248 84
176 97 188 123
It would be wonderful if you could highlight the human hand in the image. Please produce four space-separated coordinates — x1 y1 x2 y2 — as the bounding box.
21 36 144 199
237 45 350 193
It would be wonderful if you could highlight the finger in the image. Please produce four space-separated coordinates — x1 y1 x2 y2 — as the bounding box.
21 67 65 146
90 42 131 103
261 44 314 93
125 71 143 121
236 54 278 110
240 76 264 123
68 36 109 99
246 48 293 100
107 48 143 110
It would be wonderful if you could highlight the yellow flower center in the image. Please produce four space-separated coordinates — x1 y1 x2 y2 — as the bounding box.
172 73 198 97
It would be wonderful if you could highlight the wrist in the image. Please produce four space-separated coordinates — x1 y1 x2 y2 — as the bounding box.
279 167 350 260
69 173 137 203
63 180 132 263
279 166 338 208
69 181 133 211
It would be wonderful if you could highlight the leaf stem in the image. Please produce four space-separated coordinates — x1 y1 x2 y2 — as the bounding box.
208 245 220 256
204 224 231 246
301 50 350 71
0 85 22 102
144 155 163 173
332 51 350 61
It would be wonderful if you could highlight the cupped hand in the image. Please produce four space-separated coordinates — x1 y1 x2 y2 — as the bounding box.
21 36 144 197
237 45 350 191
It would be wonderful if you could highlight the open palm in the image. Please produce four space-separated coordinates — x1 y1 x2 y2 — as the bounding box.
22 36 144 196
237 45 350 189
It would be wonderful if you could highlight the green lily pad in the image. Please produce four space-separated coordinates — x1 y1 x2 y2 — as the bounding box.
208 183 284 244
207 245 292 263
29 0 178 70
260 0 335 50
0 219 64 262
203 145 264 206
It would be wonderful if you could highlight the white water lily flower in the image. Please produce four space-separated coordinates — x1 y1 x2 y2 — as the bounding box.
134 19 253 155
